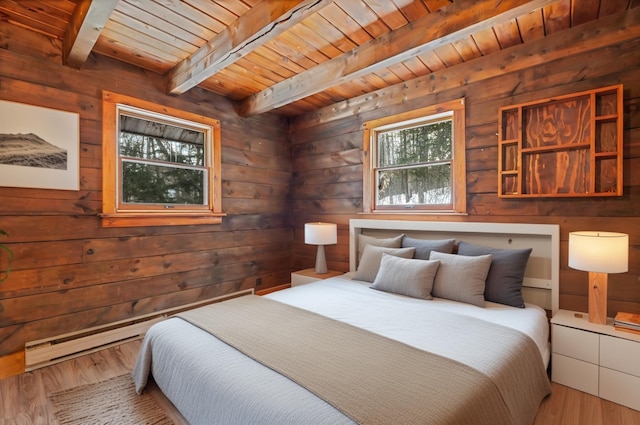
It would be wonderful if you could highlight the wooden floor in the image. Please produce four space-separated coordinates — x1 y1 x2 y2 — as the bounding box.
1 339 639 425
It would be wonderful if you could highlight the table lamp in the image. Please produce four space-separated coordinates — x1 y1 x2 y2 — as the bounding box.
305 222 337 274
568 231 628 324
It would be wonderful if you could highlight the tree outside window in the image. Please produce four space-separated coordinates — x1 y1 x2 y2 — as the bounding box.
119 115 206 206
101 91 223 227
363 99 466 214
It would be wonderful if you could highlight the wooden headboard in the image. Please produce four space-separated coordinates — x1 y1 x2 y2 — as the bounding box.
349 219 559 314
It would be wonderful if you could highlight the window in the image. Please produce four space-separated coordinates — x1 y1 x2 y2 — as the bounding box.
363 98 466 213
101 91 223 227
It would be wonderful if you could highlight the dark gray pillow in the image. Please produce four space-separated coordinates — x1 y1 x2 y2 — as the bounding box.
402 236 456 260
371 254 440 300
457 241 533 308
429 251 492 307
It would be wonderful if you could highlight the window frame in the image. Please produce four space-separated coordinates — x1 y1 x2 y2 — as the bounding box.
101 91 224 227
363 98 466 214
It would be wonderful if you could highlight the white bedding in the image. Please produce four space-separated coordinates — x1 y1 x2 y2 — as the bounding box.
267 274 550 368
134 275 550 424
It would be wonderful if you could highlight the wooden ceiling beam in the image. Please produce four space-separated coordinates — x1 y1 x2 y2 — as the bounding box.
291 6 640 130
62 0 118 69
238 0 558 117
166 0 335 95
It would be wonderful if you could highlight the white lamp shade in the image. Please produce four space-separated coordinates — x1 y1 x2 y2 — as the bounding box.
305 222 337 245
568 231 628 273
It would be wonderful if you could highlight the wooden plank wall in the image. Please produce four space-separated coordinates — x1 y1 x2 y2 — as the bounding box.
0 22 292 374
290 20 640 318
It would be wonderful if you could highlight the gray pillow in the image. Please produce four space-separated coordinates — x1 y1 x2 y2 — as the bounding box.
429 251 492 307
457 241 532 308
353 245 415 283
402 236 456 260
371 254 440 299
357 234 404 262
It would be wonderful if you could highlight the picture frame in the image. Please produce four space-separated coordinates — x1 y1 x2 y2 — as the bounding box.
0 99 79 191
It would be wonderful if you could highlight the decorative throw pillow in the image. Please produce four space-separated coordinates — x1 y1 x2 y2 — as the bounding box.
402 236 456 260
457 241 533 308
428 251 492 307
353 245 415 283
371 254 440 300
357 234 404 262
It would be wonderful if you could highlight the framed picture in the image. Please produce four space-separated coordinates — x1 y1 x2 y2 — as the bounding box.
0 99 79 191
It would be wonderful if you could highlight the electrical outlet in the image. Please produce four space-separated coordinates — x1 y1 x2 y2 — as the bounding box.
256 277 262 286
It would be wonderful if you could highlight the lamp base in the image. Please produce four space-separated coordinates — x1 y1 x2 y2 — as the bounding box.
588 271 608 325
314 245 327 274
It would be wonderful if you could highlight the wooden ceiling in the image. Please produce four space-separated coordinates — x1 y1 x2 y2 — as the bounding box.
0 0 636 117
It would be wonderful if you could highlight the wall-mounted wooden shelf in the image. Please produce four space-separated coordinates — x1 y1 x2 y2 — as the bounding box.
498 85 623 198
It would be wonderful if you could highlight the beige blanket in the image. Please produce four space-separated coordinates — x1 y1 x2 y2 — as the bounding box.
178 295 550 425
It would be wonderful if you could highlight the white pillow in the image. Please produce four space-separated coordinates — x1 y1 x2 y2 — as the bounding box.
371 254 440 300
428 251 492 307
353 245 415 283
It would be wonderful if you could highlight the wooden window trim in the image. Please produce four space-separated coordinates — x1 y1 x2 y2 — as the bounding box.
101 91 224 227
363 98 466 214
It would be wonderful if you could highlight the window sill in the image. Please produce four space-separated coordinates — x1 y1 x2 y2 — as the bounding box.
360 210 469 216
99 212 226 228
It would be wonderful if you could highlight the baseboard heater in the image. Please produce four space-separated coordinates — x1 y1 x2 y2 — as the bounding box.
25 289 253 371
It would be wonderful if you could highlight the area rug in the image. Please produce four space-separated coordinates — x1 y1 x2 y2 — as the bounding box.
49 374 174 425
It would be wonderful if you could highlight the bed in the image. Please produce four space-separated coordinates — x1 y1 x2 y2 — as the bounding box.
133 219 559 425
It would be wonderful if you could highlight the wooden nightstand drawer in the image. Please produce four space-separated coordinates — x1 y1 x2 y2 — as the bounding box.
600 335 640 377
551 353 599 396
552 323 599 363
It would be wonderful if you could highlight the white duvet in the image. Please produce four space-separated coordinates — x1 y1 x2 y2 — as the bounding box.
134 275 550 425
267 274 550 368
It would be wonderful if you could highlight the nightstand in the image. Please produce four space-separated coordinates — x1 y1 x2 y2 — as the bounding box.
291 268 343 286
551 309 640 411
